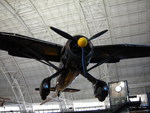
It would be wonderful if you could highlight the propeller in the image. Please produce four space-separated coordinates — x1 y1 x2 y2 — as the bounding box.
77 30 108 77
50 27 108 77
77 37 88 77
88 30 108 41
50 27 74 40
81 48 87 77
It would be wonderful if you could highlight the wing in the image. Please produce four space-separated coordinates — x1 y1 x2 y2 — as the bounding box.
0 32 63 62
91 44 150 63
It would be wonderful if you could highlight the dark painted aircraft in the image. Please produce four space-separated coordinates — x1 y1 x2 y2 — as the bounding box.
0 27 150 104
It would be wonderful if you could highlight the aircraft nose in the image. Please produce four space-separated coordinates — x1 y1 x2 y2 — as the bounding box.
77 37 88 48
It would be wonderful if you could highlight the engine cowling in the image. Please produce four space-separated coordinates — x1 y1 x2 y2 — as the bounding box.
39 78 50 100
93 80 109 102
61 35 93 68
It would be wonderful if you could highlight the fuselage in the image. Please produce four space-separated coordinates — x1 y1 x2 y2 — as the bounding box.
56 68 80 92
55 36 93 92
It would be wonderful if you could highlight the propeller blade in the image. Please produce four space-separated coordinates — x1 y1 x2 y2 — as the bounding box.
50 27 74 40
89 30 108 41
81 48 87 78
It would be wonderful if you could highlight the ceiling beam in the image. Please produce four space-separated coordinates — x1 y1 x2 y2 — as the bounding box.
28 0 54 41
0 0 33 37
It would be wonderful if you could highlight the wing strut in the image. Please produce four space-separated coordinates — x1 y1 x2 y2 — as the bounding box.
20 45 59 71
80 72 97 84
88 56 112 72
47 68 65 80
88 49 123 71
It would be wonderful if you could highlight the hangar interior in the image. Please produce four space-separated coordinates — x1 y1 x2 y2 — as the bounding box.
0 0 150 112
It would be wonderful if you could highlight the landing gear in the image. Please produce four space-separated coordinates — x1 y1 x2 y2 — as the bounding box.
57 91 60 97
40 78 50 100
93 80 109 102
39 69 65 100
81 72 109 102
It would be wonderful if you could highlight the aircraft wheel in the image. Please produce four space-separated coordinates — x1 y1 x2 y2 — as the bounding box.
42 96 47 100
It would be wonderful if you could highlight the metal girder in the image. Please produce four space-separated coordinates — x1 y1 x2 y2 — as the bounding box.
0 56 33 112
27 0 55 42
129 82 150 88
0 0 33 37
74 0 91 37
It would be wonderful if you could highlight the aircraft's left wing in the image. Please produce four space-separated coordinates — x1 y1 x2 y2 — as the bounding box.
0 32 63 62
91 44 150 63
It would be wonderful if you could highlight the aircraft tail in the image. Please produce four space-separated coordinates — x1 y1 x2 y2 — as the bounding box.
50 87 80 92
35 87 80 92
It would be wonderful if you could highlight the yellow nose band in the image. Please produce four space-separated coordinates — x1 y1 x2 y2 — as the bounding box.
77 37 88 48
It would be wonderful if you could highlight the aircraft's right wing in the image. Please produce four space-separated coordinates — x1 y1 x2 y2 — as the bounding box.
91 44 150 63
